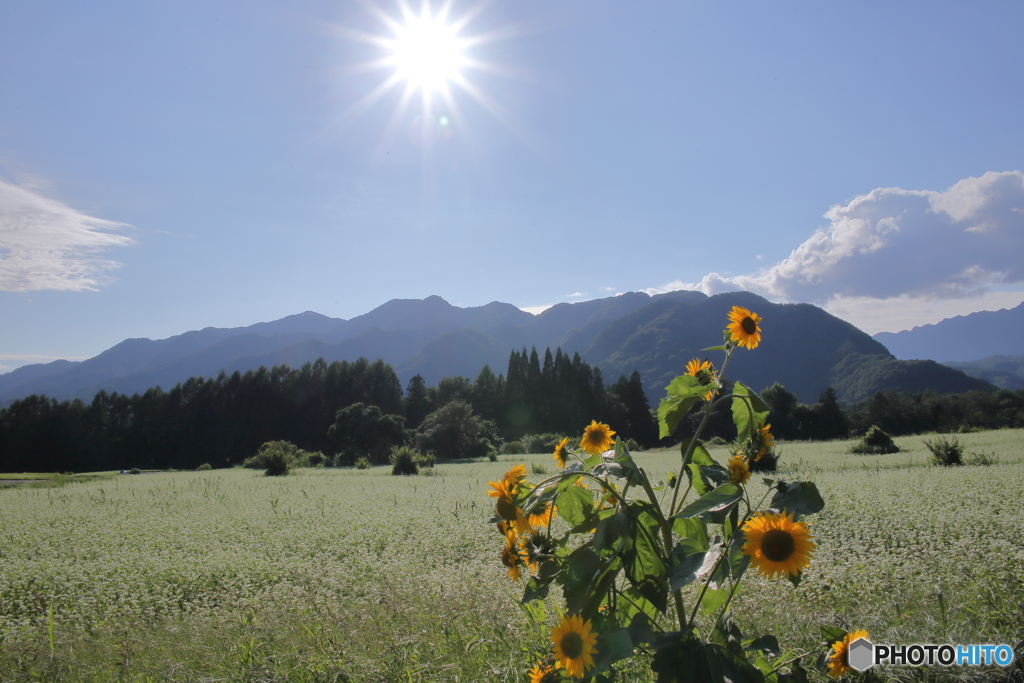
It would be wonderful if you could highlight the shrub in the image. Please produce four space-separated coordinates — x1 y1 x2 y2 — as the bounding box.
196 463 212 471
390 445 419 476
127 468 142 475
531 462 548 475
413 450 436 468
264 450 291 477
851 426 900 455
925 435 964 466
623 437 641 452
499 440 526 455
707 436 728 446
354 456 372 470
966 450 999 466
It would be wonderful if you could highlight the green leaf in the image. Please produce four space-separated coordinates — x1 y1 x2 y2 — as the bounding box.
668 549 707 592
658 375 706 439
624 504 668 613
727 531 750 583
627 612 657 645
745 635 782 657
700 587 729 616
820 625 847 645
593 510 632 555
787 569 803 588
556 485 594 527
675 483 742 521
679 437 715 466
619 586 659 624
686 463 712 496
591 628 633 671
561 546 605 613
702 345 727 351
769 481 825 519
673 517 710 553
522 576 549 603
652 636 765 683
731 381 769 442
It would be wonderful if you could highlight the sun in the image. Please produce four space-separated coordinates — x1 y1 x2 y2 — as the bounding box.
387 10 467 95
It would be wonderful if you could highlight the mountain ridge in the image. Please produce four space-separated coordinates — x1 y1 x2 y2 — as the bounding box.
1 291 997 407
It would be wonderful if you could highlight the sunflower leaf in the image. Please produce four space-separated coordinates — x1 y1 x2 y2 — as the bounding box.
668 549 707 592
658 375 706 439
745 635 782 657
731 382 770 442
702 345 728 351
700 587 729 616
787 569 803 588
556 485 593 526
727 529 750 582
591 628 634 671
820 625 847 644
673 517 710 553
679 437 715 466
674 483 743 521
769 481 825 519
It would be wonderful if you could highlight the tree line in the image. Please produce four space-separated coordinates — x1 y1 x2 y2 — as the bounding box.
2 349 1022 473
0 348 658 473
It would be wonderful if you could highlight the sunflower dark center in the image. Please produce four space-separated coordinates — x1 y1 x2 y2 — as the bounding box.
761 529 795 562
741 317 757 334
560 632 584 659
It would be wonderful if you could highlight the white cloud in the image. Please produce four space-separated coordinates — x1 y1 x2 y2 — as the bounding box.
645 171 1024 331
568 291 585 298
519 303 554 315
0 179 135 291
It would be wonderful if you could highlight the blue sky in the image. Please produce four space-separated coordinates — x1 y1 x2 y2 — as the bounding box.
2 0 1023 372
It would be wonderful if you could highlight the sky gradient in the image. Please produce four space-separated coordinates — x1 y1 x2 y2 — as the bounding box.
2 0 1023 373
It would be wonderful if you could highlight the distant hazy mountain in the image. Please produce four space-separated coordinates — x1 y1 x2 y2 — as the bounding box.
943 355 1024 390
1 291 995 407
873 302 1024 362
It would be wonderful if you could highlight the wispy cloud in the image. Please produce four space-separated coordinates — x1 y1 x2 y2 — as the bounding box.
0 178 135 292
645 171 1024 332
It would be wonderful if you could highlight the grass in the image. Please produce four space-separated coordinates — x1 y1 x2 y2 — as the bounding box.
1 432 1022 681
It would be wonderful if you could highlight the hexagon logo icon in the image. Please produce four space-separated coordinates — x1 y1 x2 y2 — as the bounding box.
848 637 874 672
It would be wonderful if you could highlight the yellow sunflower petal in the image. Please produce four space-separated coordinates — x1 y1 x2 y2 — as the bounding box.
580 421 615 455
827 629 870 679
741 509 815 578
726 306 762 350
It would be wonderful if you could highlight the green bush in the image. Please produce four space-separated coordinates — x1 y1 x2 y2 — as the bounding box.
128 468 142 475
499 440 526 455
244 441 314 476
925 435 964 466
623 437 641 452
390 445 419 476
851 426 900 455
413 450 436 468
531 462 548 475
966 450 999 466
196 463 212 471
353 457 371 470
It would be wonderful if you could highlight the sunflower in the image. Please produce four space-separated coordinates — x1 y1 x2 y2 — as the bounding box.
726 306 762 349
754 423 774 461
741 510 815 579
728 454 750 485
528 501 558 529
488 474 532 535
500 530 529 581
685 358 716 400
551 614 598 679
529 661 562 683
503 463 528 490
580 421 615 455
553 437 571 468
827 630 870 679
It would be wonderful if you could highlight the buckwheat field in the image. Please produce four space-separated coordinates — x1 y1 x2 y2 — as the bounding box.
1 430 1022 682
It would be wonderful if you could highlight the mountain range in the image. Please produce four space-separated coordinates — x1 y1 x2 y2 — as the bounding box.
0 291 997 407
873 302 1024 362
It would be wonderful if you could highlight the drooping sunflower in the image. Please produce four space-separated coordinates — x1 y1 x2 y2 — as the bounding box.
827 629 870 679
685 358 716 400
754 423 775 461
553 437 571 468
503 463 528 490
500 530 529 582
726 306 762 349
728 453 750 485
488 468 532 535
529 661 561 683
551 614 598 679
741 510 815 579
580 421 616 455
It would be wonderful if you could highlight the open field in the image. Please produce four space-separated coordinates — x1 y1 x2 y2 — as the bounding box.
1 431 1023 682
